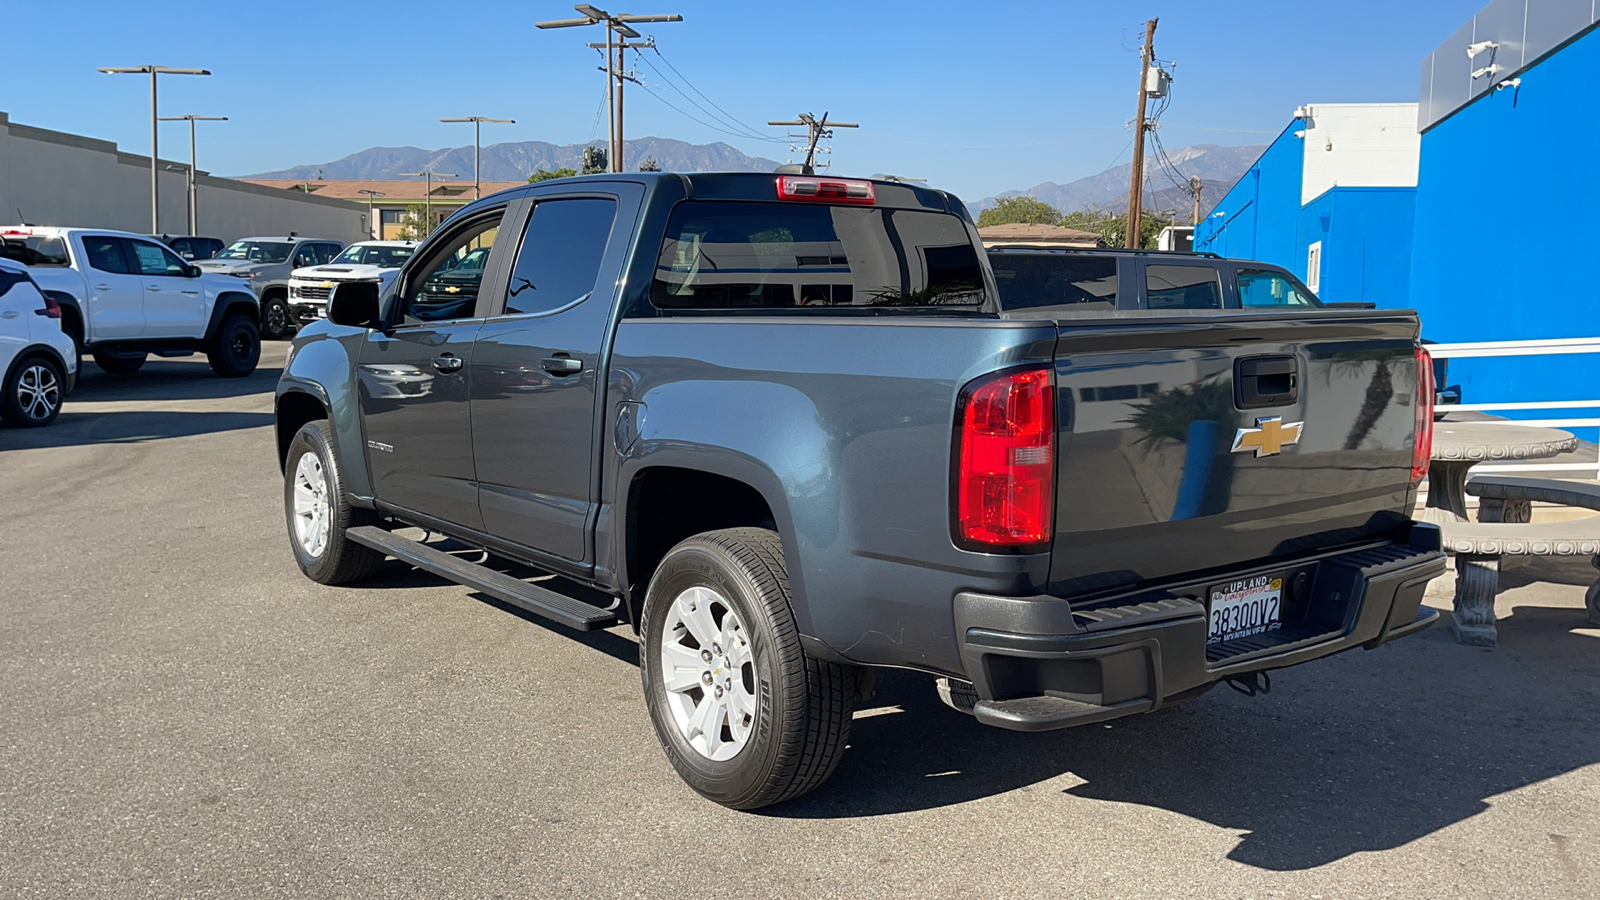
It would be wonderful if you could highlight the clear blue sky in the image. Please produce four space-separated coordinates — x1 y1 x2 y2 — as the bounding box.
5 0 1481 202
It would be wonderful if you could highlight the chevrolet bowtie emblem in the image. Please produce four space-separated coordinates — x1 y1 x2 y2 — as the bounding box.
443 286 460 293
1231 416 1303 458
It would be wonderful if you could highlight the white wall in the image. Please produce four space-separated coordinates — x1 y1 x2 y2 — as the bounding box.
1299 103 1421 204
0 111 367 242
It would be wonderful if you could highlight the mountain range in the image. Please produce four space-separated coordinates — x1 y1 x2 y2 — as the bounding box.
968 143 1265 219
241 137 784 181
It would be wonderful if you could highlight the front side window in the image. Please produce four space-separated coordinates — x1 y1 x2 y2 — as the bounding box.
990 254 1117 310
401 214 503 323
84 237 132 274
129 240 188 276
1237 268 1319 308
652 201 984 310
504 198 617 316
1146 264 1222 310
216 240 293 264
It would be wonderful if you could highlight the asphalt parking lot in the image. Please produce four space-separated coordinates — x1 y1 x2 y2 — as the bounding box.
3 347 1598 899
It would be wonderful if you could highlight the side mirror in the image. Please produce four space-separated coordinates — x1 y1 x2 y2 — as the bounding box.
294 255 310 267
327 281 382 328
186 264 202 278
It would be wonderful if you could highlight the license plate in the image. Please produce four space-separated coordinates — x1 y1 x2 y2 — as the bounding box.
315 306 327 318
1207 574 1283 644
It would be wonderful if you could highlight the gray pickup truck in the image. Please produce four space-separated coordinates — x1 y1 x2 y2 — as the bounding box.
275 172 1446 809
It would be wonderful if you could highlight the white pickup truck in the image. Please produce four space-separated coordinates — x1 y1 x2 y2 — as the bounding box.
285 240 416 327
0 226 261 377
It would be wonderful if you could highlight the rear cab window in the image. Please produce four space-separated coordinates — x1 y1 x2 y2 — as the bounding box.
0 235 70 267
651 201 984 311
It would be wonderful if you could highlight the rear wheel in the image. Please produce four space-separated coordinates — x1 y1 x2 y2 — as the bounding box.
1 355 65 427
207 313 260 377
92 350 146 374
283 420 384 585
261 293 293 341
640 528 857 809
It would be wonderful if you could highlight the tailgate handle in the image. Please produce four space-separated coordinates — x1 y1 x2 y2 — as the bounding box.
1235 355 1298 409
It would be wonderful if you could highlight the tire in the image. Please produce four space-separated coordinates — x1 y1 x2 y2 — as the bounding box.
1 354 65 427
640 527 857 810
283 420 385 585
935 676 979 714
261 293 293 341
92 350 146 374
207 312 261 377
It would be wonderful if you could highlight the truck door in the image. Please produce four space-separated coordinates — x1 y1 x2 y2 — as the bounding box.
357 206 511 531
79 236 146 340
470 184 641 564
127 237 204 338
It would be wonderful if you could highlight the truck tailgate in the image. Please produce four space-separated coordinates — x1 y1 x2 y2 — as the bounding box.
1046 310 1421 596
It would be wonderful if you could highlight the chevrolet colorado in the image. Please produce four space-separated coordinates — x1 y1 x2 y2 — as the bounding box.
275 172 1445 809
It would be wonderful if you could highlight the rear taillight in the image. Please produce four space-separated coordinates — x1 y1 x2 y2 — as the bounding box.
955 367 1054 550
776 175 876 205
1412 346 1435 484
35 294 61 319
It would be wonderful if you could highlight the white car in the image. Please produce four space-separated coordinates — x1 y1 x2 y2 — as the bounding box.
286 240 417 327
0 257 76 427
1 226 261 378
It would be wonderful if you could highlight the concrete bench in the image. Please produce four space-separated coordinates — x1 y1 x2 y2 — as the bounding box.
1440 480 1600 645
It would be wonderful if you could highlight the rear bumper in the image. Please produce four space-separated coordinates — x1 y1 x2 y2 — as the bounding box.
954 523 1448 732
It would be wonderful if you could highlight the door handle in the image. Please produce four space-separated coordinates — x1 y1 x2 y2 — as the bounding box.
0 310 18 319
432 355 464 373
541 356 582 375
94 284 111 290
147 285 161 292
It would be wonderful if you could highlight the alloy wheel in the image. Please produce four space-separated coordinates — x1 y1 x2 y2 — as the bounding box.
291 453 332 558
16 363 59 422
658 586 759 761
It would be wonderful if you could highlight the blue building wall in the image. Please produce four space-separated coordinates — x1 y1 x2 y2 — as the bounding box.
1410 25 1600 416
1194 127 1415 307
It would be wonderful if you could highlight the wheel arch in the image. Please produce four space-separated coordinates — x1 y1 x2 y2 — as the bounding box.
44 291 83 344
275 388 329 472
203 291 261 342
3 343 70 386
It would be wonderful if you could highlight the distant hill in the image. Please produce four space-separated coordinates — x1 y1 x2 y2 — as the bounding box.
241 137 784 181
968 143 1265 220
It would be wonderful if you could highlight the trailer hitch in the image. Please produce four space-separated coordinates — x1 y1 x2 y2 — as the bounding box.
1225 671 1272 697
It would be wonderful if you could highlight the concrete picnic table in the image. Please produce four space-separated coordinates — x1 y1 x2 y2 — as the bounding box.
1422 420 1579 523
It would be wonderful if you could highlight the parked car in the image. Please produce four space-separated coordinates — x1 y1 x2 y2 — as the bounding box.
0 257 76 426
1 226 261 377
286 240 417 326
276 172 1446 809
196 236 345 340
149 235 225 261
986 246 1322 312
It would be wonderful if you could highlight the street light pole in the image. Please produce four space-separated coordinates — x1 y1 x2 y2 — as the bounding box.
536 5 682 173
398 171 457 238
158 115 227 236
440 116 515 200
97 65 210 234
358 189 385 239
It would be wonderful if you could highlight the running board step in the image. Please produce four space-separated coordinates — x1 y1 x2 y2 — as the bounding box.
347 526 618 631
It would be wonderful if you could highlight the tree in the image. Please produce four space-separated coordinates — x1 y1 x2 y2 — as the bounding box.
395 203 435 241
581 146 608 175
977 195 1063 228
528 167 577 183
1061 208 1179 249
638 156 661 172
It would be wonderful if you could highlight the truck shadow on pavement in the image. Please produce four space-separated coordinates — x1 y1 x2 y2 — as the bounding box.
68 359 284 403
773 611 1600 872
0 409 274 449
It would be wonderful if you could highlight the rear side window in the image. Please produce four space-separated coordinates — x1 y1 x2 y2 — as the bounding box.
1146 264 1222 310
990 254 1117 310
84 237 132 274
652 201 983 310
1237 268 1320 308
504 198 617 316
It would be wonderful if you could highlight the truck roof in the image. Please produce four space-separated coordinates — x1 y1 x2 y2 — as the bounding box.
503 171 966 216
1 225 153 240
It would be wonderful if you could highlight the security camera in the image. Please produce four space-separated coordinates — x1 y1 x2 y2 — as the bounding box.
1471 64 1502 80
1466 40 1498 58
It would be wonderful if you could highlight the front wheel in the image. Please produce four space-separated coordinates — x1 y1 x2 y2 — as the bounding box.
640 528 858 810
261 294 293 341
283 420 384 585
207 313 260 377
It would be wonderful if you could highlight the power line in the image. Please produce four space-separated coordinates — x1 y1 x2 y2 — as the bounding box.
636 79 792 145
635 53 784 144
645 47 784 144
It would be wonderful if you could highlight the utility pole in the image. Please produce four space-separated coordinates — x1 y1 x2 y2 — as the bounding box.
767 112 858 175
1124 18 1157 248
399 171 457 237
96 65 210 234
1189 175 1203 226
158 115 227 236
536 5 682 173
440 116 515 200
358 189 385 239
